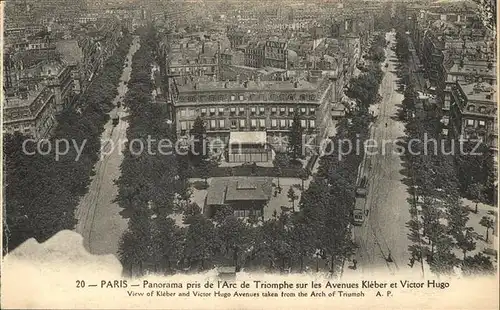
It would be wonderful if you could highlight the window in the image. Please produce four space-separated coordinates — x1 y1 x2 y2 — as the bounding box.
466 119 475 127
309 120 316 128
201 108 207 115
254 210 262 218
219 119 225 128
240 119 246 128
231 95 235 101
210 120 217 129
180 122 187 130
280 119 286 128
289 119 294 127
259 119 266 128
271 107 277 114
231 120 237 128
218 107 224 115
230 107 236 115
234 210 245 218
239 95 244 101
301 107 306 114
479 107 486 113
289 107 294 114
271 119 278 128
251 119 257 128
239 107 245 115
259 107 265 114
467 105 475 112
301 120 307 128
309 107 316 114
251 107 257 115
478 120 486 127
280 107 286 115
209 108 216 116
180 109 186 117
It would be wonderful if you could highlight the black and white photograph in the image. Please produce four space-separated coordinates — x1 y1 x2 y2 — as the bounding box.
1 0 498 308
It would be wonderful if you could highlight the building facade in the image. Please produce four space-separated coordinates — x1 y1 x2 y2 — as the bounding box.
244 41 265 68
3 86 57 139
448 80 497 160
264 39 288 69
171 71 339 161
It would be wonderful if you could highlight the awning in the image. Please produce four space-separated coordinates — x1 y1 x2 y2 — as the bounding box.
229 131 266 145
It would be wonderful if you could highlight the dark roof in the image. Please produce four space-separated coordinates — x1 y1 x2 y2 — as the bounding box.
205 177 273 205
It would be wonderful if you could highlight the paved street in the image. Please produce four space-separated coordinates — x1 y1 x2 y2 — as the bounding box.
351 31 416 276
74 36 141 255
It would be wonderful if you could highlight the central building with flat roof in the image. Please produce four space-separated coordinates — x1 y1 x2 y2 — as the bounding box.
204 177 273 219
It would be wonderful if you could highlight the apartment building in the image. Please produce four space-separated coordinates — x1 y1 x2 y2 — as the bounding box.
448 80 497 160
171 70 340 161
3 86 57 139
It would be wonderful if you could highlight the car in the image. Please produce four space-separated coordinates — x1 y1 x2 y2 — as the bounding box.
352 209 365 226
356 176 368 197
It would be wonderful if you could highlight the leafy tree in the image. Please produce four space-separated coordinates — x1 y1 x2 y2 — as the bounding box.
455 227 476 260
118 207 155 276
183 202 202 224
467 183 484 214
288 214 315 272
420 198 446 260
183 215 216 270
213 205 234 223
456 142 495 204
152 217 183 273
299 168 309 190
289 113 304 160
462 253 495 276
197 158 216 184
479 216 494 243
190 116 208 163
273 152 290 189
287 187 298 212
215 214 250 269
428 235 458 275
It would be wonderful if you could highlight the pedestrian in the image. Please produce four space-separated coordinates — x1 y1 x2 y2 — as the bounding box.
385 122 388 127
352 259 358 270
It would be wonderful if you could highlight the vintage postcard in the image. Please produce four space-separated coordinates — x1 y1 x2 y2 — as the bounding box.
0 0 498 309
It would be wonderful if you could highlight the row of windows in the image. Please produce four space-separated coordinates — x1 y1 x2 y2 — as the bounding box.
180 118 316 131
170 66 214 73
466 105 494 113
193 106 316 117
234 209 262 218
465 119 487 127
171 58 215 65
178 92 317 102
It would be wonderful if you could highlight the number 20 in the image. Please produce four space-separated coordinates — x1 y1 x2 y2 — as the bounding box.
76 280 86 288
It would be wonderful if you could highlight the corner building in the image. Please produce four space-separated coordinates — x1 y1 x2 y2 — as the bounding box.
171 71 339 162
